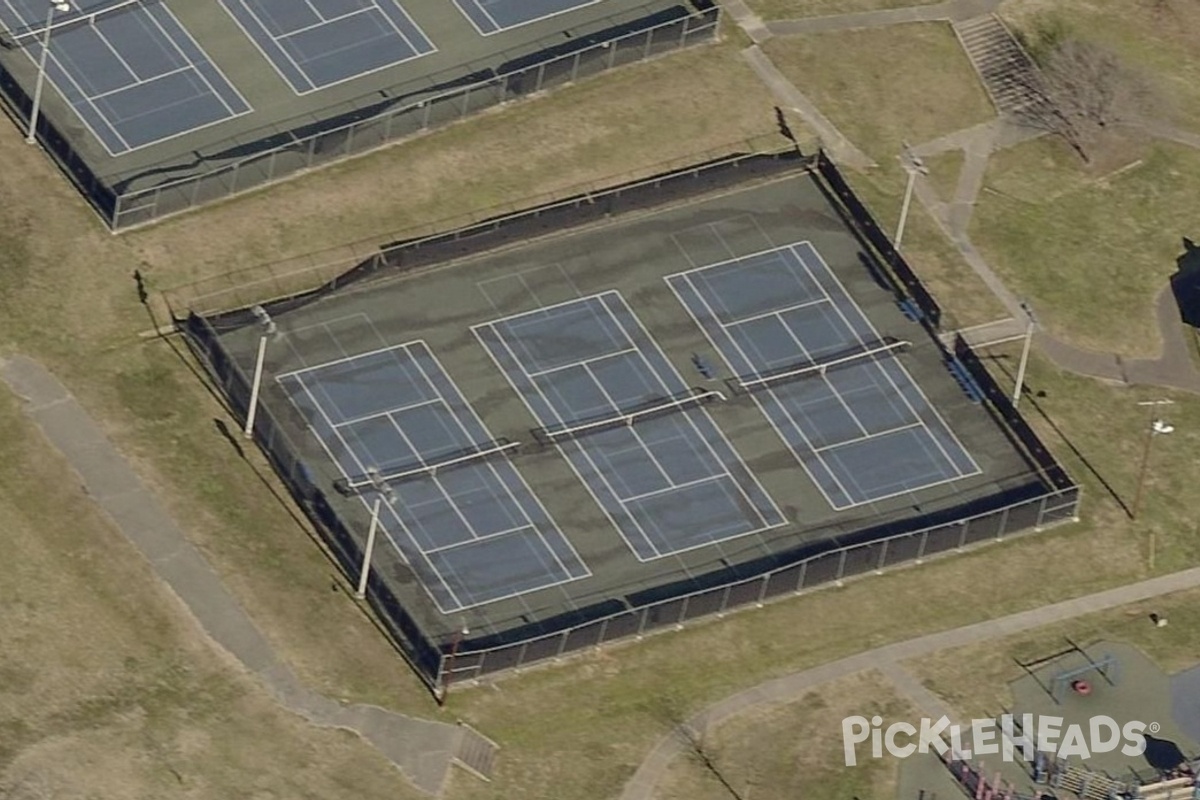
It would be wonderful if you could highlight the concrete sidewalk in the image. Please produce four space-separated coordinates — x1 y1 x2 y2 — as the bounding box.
620 566 1200 800
0 355 485 797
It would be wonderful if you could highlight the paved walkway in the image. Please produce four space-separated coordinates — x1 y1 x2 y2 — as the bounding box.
613 6 1200 798
619 566 1200 799
763 0 1003 36
0 355 482 798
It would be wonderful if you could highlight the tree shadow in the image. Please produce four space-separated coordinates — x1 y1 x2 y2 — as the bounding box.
982 352 1133 518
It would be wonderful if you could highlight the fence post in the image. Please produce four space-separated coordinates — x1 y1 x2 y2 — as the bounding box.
877 538 888 572
957 521 969 550
642 27 653 59
570 51 580 83
794 560 808 593
917 529 929 562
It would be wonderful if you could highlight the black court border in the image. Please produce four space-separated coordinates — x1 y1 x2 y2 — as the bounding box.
177 147 1079 699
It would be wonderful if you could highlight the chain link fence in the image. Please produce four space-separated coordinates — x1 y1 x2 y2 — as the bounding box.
0 2 719 231
175 148 1081 698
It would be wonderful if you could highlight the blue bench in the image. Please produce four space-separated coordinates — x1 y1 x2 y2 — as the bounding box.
945 357 984 404
897 297 925 323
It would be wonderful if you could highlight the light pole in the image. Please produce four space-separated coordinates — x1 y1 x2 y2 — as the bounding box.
437 622 471 706
1131 399 1174 521
895 143 928 252
243 305 277 438
355 468 394 600
1012 301 1038 407
26 1 72 145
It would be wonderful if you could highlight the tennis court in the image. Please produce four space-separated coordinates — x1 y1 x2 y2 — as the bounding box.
187 160 1077 684
218 0 435 94
0 0 249 155
667 241 980 509
453 0 604 36
276 340 589 613
473 292 786 561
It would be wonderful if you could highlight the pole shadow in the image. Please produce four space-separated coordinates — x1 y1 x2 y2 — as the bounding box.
982 352 1133 519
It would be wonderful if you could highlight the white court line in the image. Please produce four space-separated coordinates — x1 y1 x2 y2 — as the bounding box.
412 341 590 580
87 66 191 100
722 296 830 329
423 523 535 555
142 4 251 119
291 373 466 610
810 421 925 454
218 0 314 94
662 239 832 284
310 333 470 608
279 6 373 39
454 0 605 38
622 474 726 504
768 306 870 438
472 317 659 557
599 292 788 543
451 0 501 36
331 397 439 429
20 1 251 155
664 273 856 510
581 360 672 488
400 346 521 545
276 339 424 379
524 347 638 378
792 243 981 477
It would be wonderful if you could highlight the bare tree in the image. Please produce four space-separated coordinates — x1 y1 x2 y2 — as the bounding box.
1013 37 1155 163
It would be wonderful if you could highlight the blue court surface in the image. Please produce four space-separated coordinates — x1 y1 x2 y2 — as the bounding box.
666 242 980 510
219 0 435 94
0 0 250 155
277 341 589 613
473 291 786 562
453 0 605 35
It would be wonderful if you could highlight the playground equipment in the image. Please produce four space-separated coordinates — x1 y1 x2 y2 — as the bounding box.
1014 638 1120 704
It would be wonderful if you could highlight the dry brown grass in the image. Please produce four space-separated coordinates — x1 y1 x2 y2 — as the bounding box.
762 23 994 163
748 0 943 21
0 390 427 800
653 671 910 800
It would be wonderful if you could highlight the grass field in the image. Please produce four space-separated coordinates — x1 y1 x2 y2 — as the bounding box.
971 139 1200 357
909 583 1200 723
653 672 910 800
748 0 943 21
1001 0 1200 131
0 390 427 800
763 22 1007 328
4 6 1200 800
922 148 966 203
763 24 993 163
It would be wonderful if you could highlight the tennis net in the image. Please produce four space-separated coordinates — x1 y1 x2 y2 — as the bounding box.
734 338 911 394
0 0 152 46
531 388 725 446
333 439 520 494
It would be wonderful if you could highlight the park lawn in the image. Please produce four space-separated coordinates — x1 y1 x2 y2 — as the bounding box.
1001 0 1200 131
908 584 1200 723
748 0 943 21
970 138 1200 358
922 148 966 203
3 15 1200 800
762 23 994 164
0 391 427 800
653 671 909 800
0 40 788 714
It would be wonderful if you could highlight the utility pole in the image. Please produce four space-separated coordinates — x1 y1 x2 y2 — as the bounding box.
1131 399 1174 521
1012 301 1038 407
896 143 928 252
